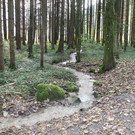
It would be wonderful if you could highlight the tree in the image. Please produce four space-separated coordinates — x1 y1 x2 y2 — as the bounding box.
89 0 92 39
3 0 7 40
131 0 135 47
28 0 34 58
87 0 89 39
0 0 4 71
100 0 116 72
67 0 69 44
15 0 21 50
96 0 101 43
115 0 121 59
57 0 65 52
76 0 82 63
40 1 44 67
124 0 129 51
52 0 55 49
102 0 105 45
120 0 124 48
68 0 75 49
22 0 26 45
8 0 16 69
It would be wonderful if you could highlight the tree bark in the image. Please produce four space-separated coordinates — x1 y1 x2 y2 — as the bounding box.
22 0 26 45
15 0 21 50
76 0 82 63
0 0 4 71
8 0 16 69
28 0 34 58
3 0 7 40
89 0 92 39
101 0 116 72
57 0 65 52
131 0 135 47
96 0 101 43
124 0 129 51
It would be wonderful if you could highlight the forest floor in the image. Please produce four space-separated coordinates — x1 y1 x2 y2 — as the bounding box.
0 42 135 134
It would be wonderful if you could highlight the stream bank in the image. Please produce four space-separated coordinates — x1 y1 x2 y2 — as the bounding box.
0 52 95 130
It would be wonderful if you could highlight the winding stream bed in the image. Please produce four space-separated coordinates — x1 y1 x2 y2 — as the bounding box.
0 52 95 130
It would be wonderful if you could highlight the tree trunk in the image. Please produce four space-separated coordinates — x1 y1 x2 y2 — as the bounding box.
115 0 121 59
76 0 82 63
124 0 129 51
68 0 75 49
101 0 116 72
57 0 65 52
131 0 135 47
87 0 89 39
120 0 124 48
9 0 16 69
22 0 25 45
15 0 21 50
96 0 101 43
0 0 4 71
28 0 34 58
52 0 55 49
49 2 52 43
40 1 44 67
3 0 7 40
89 0 92 39
102 0 105 45
67 0 69 44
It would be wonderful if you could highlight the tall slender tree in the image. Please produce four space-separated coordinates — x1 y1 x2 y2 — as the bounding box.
102 0 105 45
40 1 44 67
0 0 4 71
57 0 65 52
22 0 26 45
67 0 69 44
28 0 34 58
115 0 121 59
131 0 135 47
3 0 7 40
100 0 116 72
76 0 82 63
124 0 129 51
9 0 16 69
89 0 92 39
52 0 55 49
120 0 124 48
15 0 21 49
96 0 101 43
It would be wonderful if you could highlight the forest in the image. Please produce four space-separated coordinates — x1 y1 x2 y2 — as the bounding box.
0 0 135 134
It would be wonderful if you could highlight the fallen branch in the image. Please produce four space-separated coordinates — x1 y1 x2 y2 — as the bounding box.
0 82 16 89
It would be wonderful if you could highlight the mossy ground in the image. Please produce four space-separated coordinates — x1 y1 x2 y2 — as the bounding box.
0 41 76 99
36 84 65 101
81 40 135 63
64 81 79 92
93 80 103 87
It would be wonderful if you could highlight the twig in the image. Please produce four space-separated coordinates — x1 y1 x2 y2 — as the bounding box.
0 82 16 89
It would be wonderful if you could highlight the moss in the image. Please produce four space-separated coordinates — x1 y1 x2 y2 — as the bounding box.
122 70 126 73
36 84 65 101
89 68 96 73
65 81 79 92
71 96 81 104
93 92 99 98
94 80 103 87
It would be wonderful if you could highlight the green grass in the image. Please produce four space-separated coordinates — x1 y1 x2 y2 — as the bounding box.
81 41 135 62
